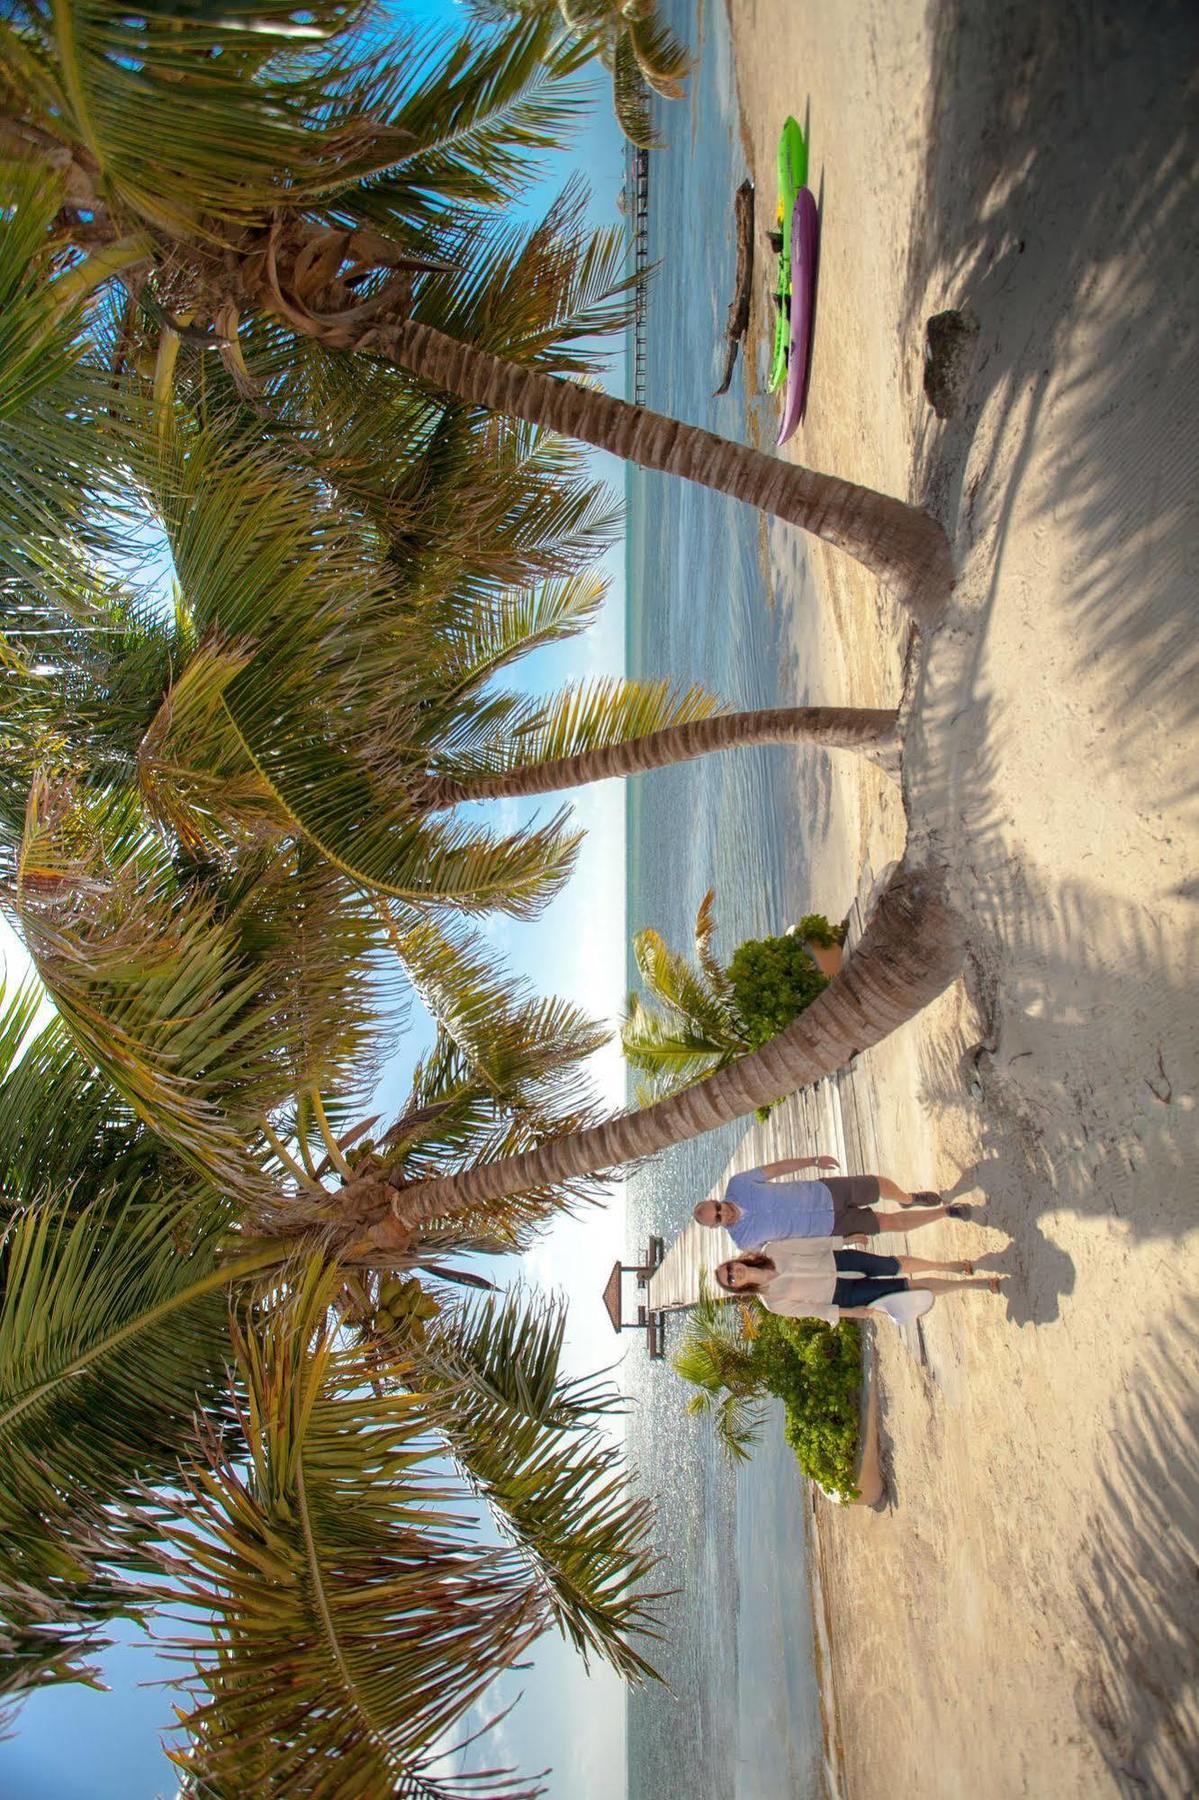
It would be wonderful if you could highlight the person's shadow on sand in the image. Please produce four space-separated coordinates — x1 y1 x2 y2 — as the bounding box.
943 1160 1076 1326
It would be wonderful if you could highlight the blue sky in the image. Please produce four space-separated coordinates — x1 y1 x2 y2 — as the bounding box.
0 3 638 1795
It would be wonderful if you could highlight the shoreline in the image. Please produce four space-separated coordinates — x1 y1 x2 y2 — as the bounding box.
725 0 1199 1793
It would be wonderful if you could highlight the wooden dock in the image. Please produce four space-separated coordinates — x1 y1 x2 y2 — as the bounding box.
625 143 650 407
646 1221 736 1314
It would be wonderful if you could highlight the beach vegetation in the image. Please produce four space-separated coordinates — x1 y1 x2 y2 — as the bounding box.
621 890 837 1105
672 1281 862 1501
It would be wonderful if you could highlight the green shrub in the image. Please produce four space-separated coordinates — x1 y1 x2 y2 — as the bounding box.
726 933 829 1050
791 912 848 949
751 1313 862 1500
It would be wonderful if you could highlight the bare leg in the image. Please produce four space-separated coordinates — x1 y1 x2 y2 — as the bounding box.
895 1254 974 1275
874 1207 956 1233
876 1175 914 1205
911 1277 1002 1297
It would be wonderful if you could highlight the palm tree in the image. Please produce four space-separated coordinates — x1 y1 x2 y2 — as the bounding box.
336 855 965 1247
622 888 836 1104
670 1277 767 1463
467 0 691 148
0 2 954 622
0 951 660 1786
622 893 752 1105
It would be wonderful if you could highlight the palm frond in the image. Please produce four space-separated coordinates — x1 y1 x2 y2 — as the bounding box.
12 778 295 1194
0 1570 118 1729
670 1277 765 1463
410 179 634 377
692 888 735 1005
625 14 689 97
427 573 608 710
0 163 136 595
384 908 607 1130
0 1198 277 1606
416 1288 662 1682
23 0 373 237
629 927 744 1046
348 14 587 222
0 975 207 1225
620 993 730 1093
153 1266 549 1798
438 676 720 781
610 30 656 148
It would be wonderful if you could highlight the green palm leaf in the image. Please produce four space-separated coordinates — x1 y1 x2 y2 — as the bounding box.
630 926 744 1046
610 29 655 148
625 14 689 98
439 676 720 781
385 909 607 1131
12 779 286 1194
0 977 193 1224
692 888 736 1005
417 1287 662 1683
154 1267 550 1797
670 1277 765 1464
410 180 633 376
0 1198 277 1603
620 992 730 1095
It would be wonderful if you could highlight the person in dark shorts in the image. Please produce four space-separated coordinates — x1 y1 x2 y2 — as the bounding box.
693 1154 976 1246
714 1239 1002 1324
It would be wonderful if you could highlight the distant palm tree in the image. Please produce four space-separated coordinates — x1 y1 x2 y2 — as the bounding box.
621 890 845 1105
468 0 691 147
670 1277 767 1463
622 890 755 1103
0 2 954 621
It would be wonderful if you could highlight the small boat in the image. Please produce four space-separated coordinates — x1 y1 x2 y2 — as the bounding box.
777 186 819 445
768 117 809 392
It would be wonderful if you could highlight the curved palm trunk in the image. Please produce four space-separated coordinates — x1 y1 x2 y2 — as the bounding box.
360 861 964 1245
424 705 899 808
386 323 954 627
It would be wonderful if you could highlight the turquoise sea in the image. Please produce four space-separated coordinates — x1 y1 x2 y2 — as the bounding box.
623 0 830 1795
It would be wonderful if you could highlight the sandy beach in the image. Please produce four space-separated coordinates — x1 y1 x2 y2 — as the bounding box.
725 0 1199 1792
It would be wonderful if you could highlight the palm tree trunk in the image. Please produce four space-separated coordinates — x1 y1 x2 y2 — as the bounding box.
359 860 964 1245
423 705 899 808
385 322 954 627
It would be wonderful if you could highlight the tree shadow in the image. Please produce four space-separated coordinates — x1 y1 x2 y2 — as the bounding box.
903 658 1196 1253
903 0 1199 801
1074 1298 1199 1793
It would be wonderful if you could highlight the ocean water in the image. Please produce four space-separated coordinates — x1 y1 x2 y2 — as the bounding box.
623 0 828 1795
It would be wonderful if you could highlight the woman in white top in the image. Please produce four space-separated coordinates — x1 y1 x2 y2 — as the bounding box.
714 1238 1002 1323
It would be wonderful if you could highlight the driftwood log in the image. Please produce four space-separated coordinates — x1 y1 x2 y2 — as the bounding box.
714 180 755 397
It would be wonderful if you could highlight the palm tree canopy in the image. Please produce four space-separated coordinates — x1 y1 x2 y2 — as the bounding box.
0 985 663 1772
622 890 749 1102
466 0 691 146
0 119 672 1776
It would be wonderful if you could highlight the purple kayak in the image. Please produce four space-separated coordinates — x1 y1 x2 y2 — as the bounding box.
777 187 819 446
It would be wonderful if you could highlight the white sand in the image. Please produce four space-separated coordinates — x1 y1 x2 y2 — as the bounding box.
725 0 1199 1790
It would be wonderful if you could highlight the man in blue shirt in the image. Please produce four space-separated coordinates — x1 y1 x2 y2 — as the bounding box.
693 1156 970 1244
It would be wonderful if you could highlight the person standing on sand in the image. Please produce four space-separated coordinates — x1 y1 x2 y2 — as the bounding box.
714 1240 1002 1324
692 1155 974 1244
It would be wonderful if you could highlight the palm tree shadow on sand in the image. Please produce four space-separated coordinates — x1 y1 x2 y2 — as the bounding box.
1073 1299 1199 1792
904 0 1199 800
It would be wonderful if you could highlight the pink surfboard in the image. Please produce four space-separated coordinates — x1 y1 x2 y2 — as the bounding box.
777 187 819 446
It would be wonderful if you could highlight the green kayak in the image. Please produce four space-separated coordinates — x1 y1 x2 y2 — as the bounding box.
768 117 809 392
